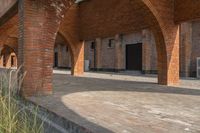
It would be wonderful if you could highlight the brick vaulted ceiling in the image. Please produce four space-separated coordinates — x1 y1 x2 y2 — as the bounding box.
79 0 154 40
0 0 200 42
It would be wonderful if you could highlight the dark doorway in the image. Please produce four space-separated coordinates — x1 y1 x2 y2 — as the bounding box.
3 55 6 67
126 43 142 70
54 52 58 67
11 55 15 67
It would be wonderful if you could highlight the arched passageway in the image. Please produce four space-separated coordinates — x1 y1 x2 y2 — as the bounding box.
54 34 72 71
79 0 179 85
18 1 84 96
0 45 17 68
17 0 179 96
56 32 84 76
139 0 179 85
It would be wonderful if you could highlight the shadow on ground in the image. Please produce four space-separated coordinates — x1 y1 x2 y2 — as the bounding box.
29 73 200 133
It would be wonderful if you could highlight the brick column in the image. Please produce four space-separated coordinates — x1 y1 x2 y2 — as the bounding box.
71 41 84 76
180 22 192 77
142 29 151 73
166 26 180 85
58 4 84 76
18 0 72 96
95 38 102 70
114 34 123 71
141 0 180 85
153 25 180 85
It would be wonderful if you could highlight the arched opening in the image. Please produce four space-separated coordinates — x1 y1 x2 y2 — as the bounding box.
141 0 180 85
17 0 85 96
53 33 72 74
0 45 17 68
11 0 200 133
79 0 178 85
18 0 179 96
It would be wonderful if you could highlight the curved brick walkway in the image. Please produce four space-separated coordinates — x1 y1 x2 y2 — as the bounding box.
29 70 200 133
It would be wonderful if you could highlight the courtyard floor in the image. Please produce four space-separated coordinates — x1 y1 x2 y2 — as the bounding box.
29 70 200 133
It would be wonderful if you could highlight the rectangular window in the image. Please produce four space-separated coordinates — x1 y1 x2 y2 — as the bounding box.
108 39 115 48
90 41 95 50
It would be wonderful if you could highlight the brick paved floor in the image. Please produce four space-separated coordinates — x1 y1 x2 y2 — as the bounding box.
29 70 200 133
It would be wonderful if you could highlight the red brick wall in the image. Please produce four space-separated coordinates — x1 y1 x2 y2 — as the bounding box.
0 0 189 96
0 14 18 46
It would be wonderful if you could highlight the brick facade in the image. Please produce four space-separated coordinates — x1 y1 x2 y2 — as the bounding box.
84 21 200 77
180 22 192 77
84 21 200 78
1 0 200 96
84 30 157 73
1 21 199 77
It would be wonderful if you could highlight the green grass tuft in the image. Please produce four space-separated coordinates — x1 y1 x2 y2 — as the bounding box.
0 67 44 133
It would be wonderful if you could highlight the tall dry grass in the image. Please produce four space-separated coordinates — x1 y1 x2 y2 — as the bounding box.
0 67 44 133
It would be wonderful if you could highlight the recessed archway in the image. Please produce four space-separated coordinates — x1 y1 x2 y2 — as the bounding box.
79 0 179 85
54 33 72 73
17 0 179 96
0 45 17 68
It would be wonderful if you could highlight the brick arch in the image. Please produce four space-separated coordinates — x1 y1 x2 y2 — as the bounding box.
59 0 179 85
79 0 179 85
56 32 84 76
58 3 84 76
18 0 79 96
0 45 17 68
1 45 16 56
18 0 179 96
57 32 76 57
0 36 18 54
0 45 13 57
4 37 18 55
57 31 84 76
140 0 179 85
0 36 18 68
